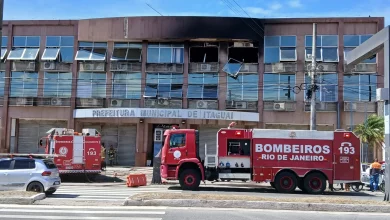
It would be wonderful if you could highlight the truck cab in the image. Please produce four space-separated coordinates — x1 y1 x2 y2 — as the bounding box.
160 128 205 189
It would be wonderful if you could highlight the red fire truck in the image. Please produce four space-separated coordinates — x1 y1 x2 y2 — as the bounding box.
40 128 102 175
160 122 361 194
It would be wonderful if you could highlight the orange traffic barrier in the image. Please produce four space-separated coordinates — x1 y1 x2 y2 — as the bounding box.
126 173 147 187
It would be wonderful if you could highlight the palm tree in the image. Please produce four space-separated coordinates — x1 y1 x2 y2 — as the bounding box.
353 114 385 162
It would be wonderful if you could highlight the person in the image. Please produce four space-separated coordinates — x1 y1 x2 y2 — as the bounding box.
100 143 106 171
369 158 382 192
108 145 116 166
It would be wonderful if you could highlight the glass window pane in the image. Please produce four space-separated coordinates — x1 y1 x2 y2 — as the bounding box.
320 85 338 102
172 48 184 63
280 47 296 60
79 42 93 47
144 84 157 97
306 48 322 61
263 85 279 100
75 48 92 60
264 73 279 84
227 88 242 100
7 48 25 60
94 42 107 48
0 72 4 97
59 47 74 62
159 73 171 84
147 48 159 63
170 85 183 98
26 36 40 47
264 47 280 63
322 35 338 47
13 37 26 47
42 48 60 60
2 36 8 47
146 73 158 84
158 84 171 97
21 48 39 60
114 42 129 48
1 48 7 59
46 36 60 47
264 36 280 47
90 48 106 60
360 35 373 44
344 75 359 84
112 74 126 99
280 74 295 85
60 36 74 46
223 63 242 75
126 48 141 60
43 72 58 97
243 74 259 83
203 73 218 84
280 36 296 47
322 48 338 62
188 73 204 84
203 85 218 99
320 73 337 84
77 79 91 98
243 84 258 100
344 35 359 47
360 74 377 84
23 73 38 97
343 86 359 101
10 72 23 97
126 85 141 99
306 36 322 47
111 48 127 60
187 85 203 98
159 48 172 63
171 73 183 84
129 43 142 48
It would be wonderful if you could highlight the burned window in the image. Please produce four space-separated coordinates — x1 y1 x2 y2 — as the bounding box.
228 43 258 64
189 46 219 62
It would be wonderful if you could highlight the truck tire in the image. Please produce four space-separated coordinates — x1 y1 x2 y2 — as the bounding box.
274 172 297 193
303 173 326 194
179 169 201 190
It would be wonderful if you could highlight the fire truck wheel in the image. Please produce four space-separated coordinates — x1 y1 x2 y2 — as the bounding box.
27 181 44 193
179 169 201 190
303 173 326 194
274 172 297 193
270 182 275 188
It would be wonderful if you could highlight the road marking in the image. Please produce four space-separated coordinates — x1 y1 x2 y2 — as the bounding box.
0 204 167 210
0 209 165 215
0 215 162 220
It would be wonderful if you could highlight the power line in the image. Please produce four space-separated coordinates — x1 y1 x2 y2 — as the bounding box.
145 3 164 16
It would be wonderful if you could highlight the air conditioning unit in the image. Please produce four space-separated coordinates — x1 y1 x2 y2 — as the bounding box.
196 100 208 109
51 98 62 106
273 102 285 111
81 98 99 106
116 63 128 71
111 99 122 107
240 64 249 72
235 101 247 109
344 102 357 111
26 62 36 71
145 99 156 107
83 63 94 70
44 62 56 70
233 42 253 47
16 98 27 105
158 99 169 105
200 64 211 71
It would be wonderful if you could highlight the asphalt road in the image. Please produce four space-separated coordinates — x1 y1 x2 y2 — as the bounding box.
1 204 388 220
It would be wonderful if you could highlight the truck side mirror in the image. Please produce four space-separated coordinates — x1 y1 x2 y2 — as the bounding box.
39 139 43 146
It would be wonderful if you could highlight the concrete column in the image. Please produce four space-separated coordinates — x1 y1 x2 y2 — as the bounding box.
337 21 345 129
218 42 228 110
140 40 147 108
105 41 113 107
258 39 264 128
135 121 146 166
182 41 189 108
67 23 78 130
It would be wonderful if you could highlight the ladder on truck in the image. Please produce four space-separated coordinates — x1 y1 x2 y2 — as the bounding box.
204 143 218 168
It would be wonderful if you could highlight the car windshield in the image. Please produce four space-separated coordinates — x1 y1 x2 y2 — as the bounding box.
43 159 57 169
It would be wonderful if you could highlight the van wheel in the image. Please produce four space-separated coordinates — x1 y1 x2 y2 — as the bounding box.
274 172 297 193
304 173 326 194
27 182 44 193
179 169 201 190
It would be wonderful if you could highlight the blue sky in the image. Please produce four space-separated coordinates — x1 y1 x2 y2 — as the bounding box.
4 0 389 26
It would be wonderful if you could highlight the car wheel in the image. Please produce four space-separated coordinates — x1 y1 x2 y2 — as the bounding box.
45 190 56 196
27 182 44 193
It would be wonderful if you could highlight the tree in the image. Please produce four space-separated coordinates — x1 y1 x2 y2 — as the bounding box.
353 114 385 161
151 149 162 184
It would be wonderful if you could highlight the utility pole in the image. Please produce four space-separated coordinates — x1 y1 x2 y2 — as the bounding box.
310 23 317 130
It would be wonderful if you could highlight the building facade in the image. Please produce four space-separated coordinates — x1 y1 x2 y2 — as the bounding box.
0 16 385 166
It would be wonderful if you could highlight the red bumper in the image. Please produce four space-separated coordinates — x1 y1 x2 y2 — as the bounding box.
160 164 168 178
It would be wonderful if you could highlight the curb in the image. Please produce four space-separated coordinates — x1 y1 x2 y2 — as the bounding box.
123 199 390 213
0 193 46 205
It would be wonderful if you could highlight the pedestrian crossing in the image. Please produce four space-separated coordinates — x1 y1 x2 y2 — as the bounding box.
0 204 166 220
46 184 182 201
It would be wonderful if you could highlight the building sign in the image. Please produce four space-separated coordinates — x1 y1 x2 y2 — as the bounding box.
74 108 259 122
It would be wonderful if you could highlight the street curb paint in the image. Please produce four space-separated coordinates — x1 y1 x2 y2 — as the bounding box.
123 199 390 213
0 193 46 205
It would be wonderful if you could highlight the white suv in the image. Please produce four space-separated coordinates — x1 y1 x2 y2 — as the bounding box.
0 157 61 195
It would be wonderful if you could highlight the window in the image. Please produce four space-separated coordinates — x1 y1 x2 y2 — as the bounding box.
43 36 74 63
7 36 40 61
263 73 296 101
170 133 186 148
111 43 142 62
10 71 39 97
264 36 297 63
13 159 36 169
227 73 259 101
76 72 106 98
0 71 4 97
188 73 218 99
344 35 376 64
145 73 183 98
304 73 338 102
147 43 184 63
43 160 57 169
0 160 11 170
75 42 107 61
305 35 338 62
1 36 8 60
112 72 141 99
343 74 377 102
43 72 72 97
